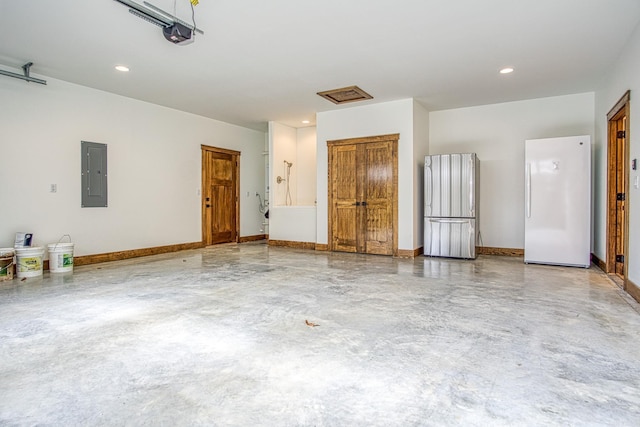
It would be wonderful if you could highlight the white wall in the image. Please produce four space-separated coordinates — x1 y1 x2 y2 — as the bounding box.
270 122 297 206
595 20 640 284
296 127 317 206
413 100 430 249
0 75 265 256
429 93 595 250
269 206 317 243
269 123 317 207
316 99 416 250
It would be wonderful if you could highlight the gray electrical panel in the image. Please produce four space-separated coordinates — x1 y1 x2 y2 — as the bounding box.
81 141 108 207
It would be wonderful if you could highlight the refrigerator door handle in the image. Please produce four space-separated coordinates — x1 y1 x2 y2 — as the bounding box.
469 156 474 216
425 163 432 213
526 162 531 218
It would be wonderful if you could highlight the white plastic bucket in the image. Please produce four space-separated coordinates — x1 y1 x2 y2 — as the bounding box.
0 248 14 282
15 247 44 278
48 242 74 273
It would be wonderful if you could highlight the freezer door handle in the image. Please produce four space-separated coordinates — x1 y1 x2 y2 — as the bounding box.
429 218 469 224
525 162 531 218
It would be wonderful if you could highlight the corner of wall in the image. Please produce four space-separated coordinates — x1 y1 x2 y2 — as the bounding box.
413 100 430 249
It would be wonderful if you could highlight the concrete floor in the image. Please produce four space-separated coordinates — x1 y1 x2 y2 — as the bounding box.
1 242 640 426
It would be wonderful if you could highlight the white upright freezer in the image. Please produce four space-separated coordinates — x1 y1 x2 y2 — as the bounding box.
424 153 479 259
524 135 591 267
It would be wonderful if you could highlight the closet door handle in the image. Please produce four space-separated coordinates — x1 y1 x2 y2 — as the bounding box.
353 201 361 206
362 201 368 206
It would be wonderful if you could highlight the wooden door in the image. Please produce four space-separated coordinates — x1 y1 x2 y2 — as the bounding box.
361 141 395 255
328 134 398 256
330 144 358 252
202 146 240 245
606 91 630 280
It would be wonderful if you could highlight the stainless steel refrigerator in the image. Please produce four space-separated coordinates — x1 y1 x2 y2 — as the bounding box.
424 153 479 259
524 135 591 267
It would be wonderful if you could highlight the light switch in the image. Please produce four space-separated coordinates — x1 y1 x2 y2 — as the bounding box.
635 176 639 189
50 184 57 193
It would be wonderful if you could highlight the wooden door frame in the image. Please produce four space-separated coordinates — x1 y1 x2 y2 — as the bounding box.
201 145 241 246
327 133 399 256
605 91 630 283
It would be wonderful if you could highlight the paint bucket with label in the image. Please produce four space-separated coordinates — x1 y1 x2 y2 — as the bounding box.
48 236 74 274
0 248 15 281
15 247 45 278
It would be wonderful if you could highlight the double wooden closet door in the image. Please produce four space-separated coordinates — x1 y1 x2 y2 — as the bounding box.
328 134 398 256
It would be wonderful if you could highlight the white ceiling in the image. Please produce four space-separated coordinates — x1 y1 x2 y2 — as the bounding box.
2 0 640 131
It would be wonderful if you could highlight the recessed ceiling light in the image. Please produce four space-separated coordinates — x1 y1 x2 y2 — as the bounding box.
115 65 130 72
302 120 310 124
499 67 514 74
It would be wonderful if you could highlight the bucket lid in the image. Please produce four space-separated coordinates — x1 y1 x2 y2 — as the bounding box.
0 248 14 256
15 246 44 253
48 242 74 249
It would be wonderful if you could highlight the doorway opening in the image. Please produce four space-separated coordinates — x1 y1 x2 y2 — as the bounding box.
605 91 630 289
201 145 240 246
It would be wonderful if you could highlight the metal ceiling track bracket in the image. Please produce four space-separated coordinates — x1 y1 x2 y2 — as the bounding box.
0 62 47 85
114 0 204 35
143 1 204 35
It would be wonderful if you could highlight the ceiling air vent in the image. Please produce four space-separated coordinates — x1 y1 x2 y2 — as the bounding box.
317 85 373 105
